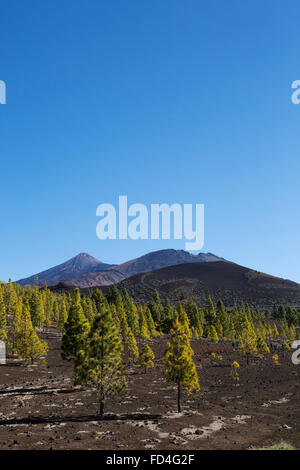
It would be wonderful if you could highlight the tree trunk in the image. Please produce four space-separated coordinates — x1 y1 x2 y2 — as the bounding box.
99 386 104 416
177 385 181 413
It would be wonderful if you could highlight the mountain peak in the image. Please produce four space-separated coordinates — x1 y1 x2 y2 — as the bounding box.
17 248 225 288
17 252 112 287
73 252 101 262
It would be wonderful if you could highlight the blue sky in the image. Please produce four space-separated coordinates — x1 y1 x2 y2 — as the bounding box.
1 0 300 283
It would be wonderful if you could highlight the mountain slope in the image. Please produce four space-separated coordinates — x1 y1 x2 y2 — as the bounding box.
117 249 224 276
115 261 300 309
54 250 225 287
60 268 127 287
17 253 114 287
17 249 225 288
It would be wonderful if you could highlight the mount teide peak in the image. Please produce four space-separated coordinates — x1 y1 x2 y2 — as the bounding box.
17 249 224 288
17 252 114 287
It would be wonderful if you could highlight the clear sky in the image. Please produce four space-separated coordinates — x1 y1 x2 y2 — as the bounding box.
1 0 300 283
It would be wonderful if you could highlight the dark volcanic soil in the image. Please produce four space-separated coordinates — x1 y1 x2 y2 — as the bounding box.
116 262 300 309
0 326 299 450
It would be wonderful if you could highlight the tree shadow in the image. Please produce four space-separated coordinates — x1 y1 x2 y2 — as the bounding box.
0 362 23 367
0 413 162 426
0 386 76 396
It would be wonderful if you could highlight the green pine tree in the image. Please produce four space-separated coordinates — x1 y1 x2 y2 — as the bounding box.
75 309 127 416
61 289 90 364
57 299 68 333
238 316 257 364
124 327 139 363
164 317 200 412
207 325 219 343
0 284 7 341
29 289 45 328
139 343 155 373
15 306 48 364
139 311 151 340
256 335 270 354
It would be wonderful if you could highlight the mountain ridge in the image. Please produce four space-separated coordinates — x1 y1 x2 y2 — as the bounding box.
17 249 225 287
17 252 114 287
114 261 300 309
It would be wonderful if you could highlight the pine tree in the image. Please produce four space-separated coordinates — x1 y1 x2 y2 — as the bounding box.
230 321 236 341
121 289 139 333
29 289 45 328
0 285 7 341
272 323 279 338
138 311 151 340
61 289 90 364
107 285 122 307
6 280 18 318
177 303 192 338
15 306 48 364
163 317 200 412
230 361 240 386
8 297 23 353
44 289 53 326
121 288 131 311
204 295 217 333
110 304 119 329
207 325 219 343
280 320 289 340
185 300 203 339
91 288 107 314
52 298 60 322
272 354 279 365
192 313 203 339
288 324 297 341
124 327 139 363
127 299 140 335
272 304 279 319
118 301 130 339
82 297 95 325
139 344 155 373
215 318 223 339
238 316 257 364
160 299 176 333
185 299 198 326
75 309 127 416
278 305 286 320
148 289 164 327
217 299 231 338
144 307 158 337
232 302 243 335
256 335 270 354
57 299 68 333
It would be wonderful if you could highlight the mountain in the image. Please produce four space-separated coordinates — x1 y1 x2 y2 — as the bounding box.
115 261 300 309
17 249 224 287
17 253 114 287
63 250 225 287
117 249 224 276
18 251 300 309
59 268 126 287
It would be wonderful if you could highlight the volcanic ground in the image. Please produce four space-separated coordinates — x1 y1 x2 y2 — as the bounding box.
0 326 299 450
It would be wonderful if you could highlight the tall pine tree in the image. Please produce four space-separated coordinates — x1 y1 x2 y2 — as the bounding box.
61 289 90 364
164 317 200 412
75 309 127 416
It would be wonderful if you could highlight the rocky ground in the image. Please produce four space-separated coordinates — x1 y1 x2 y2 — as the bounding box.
0 326 299 450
